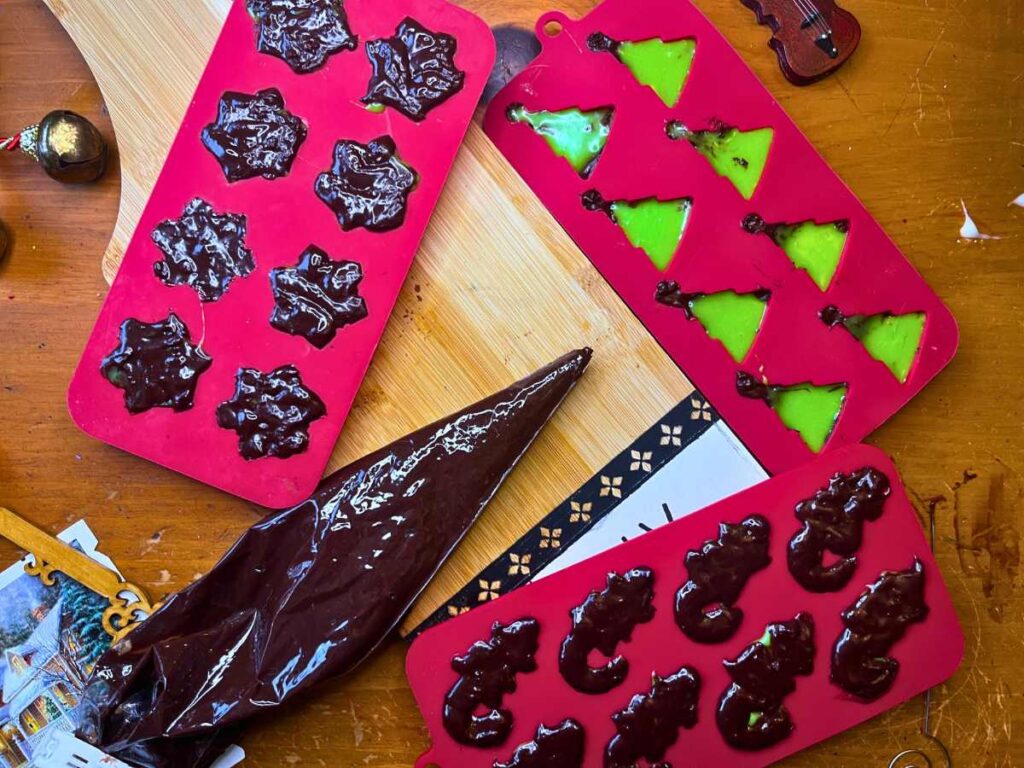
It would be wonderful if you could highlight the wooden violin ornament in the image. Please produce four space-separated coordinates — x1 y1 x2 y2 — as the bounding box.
741 0 861 85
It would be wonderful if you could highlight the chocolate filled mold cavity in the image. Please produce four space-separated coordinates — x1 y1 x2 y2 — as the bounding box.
362 18 466 122
247 0 357 74
716 613 815 751
269 245 367 348
151 198 255 303
605 666 701 768
831 559 928 700
788 466 891 592
443 618 540 748
100 313 212 414
674 515 772 643
201 88 307 183
216 364 326 460
315 136 417 232
558 568 656 694
494 719 585 768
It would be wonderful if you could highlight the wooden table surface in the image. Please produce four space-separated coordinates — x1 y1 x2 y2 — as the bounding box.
1 0 1021 765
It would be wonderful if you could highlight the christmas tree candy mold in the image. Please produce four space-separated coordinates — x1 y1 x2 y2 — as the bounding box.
583 190 691 271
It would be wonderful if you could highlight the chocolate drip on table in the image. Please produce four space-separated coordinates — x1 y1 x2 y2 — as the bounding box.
832 559 928 700
201 88 306 183
100 313 212 413
493 719 585 767
362 18 465 121
77 349 592 768
559 568 656 694
788 467 891 592
605 666 701 768
444 619 541 747
247 0 357 74
315 136 416 232
269 245 367 348
717 613 815 751
674 515 772 643
151 197 255 302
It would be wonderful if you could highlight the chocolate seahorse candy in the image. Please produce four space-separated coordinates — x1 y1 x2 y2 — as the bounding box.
100 313 212 413
494 719 585 768
605 667 701 768
832 559 928 701
315 136 417 232
674 515 771 643
201 88 307 183
77 349 591 768
559 568 656 694
362 18 466 122
788 467 891 592
443 619 541 747
216 364 326 459
716 613 815 751
247 0 357 74
269 245 368 348
151 198 255 302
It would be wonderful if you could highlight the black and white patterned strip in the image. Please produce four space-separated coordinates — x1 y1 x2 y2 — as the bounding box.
405 393 720 639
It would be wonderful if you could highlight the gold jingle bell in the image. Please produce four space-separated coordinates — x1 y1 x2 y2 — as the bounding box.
18 110 108 183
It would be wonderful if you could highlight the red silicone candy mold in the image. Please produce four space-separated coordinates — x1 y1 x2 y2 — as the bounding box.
483 0 958 474
68 0 495 506
406 444 963 767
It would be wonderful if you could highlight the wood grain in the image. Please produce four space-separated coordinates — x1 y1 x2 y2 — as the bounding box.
0 0 1022 766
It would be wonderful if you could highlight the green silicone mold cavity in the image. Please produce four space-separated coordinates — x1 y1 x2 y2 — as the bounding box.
668 122 773 200
831 309 926 382
507 104 613 178
772 383 846 452
689 291 768 362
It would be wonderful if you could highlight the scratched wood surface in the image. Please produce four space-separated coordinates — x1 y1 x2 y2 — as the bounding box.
0 0 1021 766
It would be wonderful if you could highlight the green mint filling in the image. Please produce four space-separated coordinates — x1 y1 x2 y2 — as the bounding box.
692 127 773 200
509 105 612 178
771 383 847 452
688 291 768 362
775 222 847 291
845 312 926 383
748 711 764 728
611 197 691 271
616 38 696 107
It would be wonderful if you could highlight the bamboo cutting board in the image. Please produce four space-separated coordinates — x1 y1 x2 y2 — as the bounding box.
43 0 693 628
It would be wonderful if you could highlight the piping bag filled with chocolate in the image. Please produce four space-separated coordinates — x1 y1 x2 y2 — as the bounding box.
75 348 593 768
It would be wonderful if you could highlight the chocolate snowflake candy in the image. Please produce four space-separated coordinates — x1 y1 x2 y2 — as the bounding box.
152 198 255 302
315 136 416 232
101 313 212 414
362 18 465 122
201 88 307 183
269 245 368 348
247 0 357 74
216 365 326 460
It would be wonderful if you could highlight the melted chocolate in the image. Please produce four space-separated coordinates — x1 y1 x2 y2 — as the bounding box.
832 559 928 700
247 0 357 74
581 189 615 220
742 213 850 239
444 619 541 748
315 136 416 232
362 18 465 122
493 719 585 768
586 32 620 55
674 515 772 643
559 568 656 694
788 467 891 592
151 198 255 302
716 613 815 751
201 88 307 183
77 349 592 767
100 313 212 414
655 280 771 320
216 364 326 459
269 245 367 348
605 667 701 768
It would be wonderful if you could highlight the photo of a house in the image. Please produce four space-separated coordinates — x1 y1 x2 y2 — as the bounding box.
0 545 111 768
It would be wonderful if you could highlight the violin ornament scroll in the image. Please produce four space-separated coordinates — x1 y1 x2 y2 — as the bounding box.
740 0 861 85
